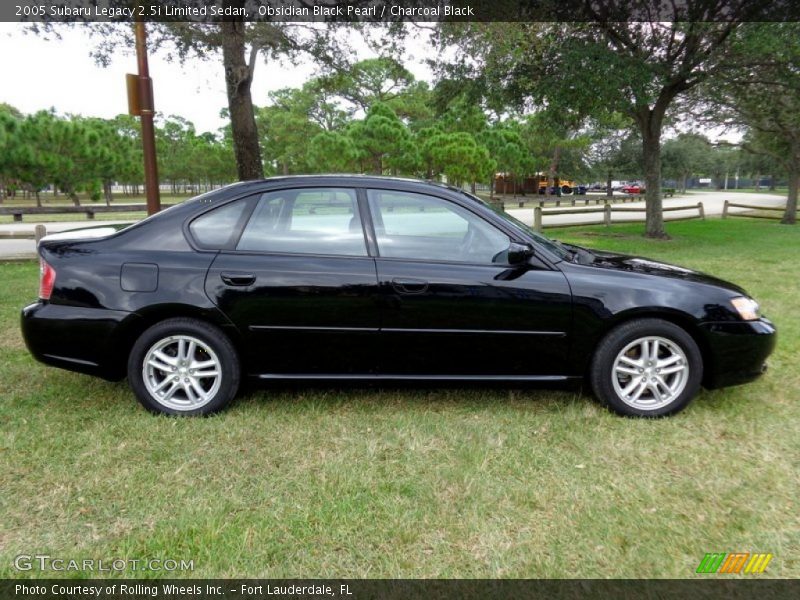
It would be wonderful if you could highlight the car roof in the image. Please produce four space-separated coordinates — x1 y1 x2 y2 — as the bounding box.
244 174 463 193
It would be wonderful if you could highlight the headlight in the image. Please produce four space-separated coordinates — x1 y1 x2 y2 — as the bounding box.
731 296 760 321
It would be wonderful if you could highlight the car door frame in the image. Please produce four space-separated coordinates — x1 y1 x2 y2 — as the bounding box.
356 184 575 378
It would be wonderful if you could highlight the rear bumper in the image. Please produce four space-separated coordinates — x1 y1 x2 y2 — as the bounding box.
699 318 776 389
21 301 139 381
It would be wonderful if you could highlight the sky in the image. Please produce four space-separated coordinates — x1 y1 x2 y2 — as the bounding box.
0 24 738 144
0 23 434 133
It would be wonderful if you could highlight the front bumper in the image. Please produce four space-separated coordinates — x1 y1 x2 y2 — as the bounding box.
21 301 139 381
699 317 776 389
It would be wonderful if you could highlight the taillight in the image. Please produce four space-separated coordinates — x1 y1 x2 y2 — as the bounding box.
39 258 56 300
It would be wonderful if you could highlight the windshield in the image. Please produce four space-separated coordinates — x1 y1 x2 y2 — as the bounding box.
460 191 570 261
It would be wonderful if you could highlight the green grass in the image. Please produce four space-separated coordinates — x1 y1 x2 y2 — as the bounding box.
0 218 798 579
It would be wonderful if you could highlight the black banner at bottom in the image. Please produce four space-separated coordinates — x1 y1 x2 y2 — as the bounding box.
3 579 799 600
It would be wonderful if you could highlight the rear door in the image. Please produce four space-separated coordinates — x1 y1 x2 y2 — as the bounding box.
366 188 572 376
200 187 381 376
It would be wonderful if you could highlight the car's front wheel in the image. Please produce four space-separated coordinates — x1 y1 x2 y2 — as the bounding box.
127 318 240 416
590 318 703 417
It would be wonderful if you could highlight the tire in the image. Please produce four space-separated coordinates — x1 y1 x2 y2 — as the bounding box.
127 318 240 416
589 318 702 417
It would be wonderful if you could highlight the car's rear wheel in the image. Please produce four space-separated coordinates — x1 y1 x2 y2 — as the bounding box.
590 319 702 417
127 318 240 416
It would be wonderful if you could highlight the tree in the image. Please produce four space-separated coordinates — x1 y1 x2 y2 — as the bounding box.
317 57 415 113
661 134 712 193
14 111 109 206
348 103 416 175
737 144 777 191
521 111 592 195
425 131 494 190
479 121 530 197
0 108 22 202
256 87 325 175
439 3 773 236
307 131 359 173
702 22 800 223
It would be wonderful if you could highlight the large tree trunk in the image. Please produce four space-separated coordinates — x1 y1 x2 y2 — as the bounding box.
606 169 613 198
783 165 798 225
221 15 263 181
638 106 666 238
103 180 112 206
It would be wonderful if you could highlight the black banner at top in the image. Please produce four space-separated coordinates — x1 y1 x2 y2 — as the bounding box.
4 0 800 23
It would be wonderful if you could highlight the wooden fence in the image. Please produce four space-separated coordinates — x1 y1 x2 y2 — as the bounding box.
532 202 705 232
722 200 785 220
0 203 176 222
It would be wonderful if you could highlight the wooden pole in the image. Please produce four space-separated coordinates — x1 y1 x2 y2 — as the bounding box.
134 16 161 216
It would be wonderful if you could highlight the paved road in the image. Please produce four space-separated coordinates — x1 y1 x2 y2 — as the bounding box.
0 191 786 260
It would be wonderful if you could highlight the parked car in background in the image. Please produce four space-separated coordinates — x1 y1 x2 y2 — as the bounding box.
622 183 645 194
22 176 775 418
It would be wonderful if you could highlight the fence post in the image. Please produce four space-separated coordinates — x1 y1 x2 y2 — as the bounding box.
604 203 611 227
34 224 46 244
722 200 728 218
534 206 542 232
698 202 705 220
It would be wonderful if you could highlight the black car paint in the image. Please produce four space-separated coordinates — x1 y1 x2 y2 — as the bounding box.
21 176 775 391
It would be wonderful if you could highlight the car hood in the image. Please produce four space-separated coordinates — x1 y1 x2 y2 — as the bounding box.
586 249 747 295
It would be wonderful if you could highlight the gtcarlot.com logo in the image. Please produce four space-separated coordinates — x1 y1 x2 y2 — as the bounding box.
13 554 194 572
696 552 773 574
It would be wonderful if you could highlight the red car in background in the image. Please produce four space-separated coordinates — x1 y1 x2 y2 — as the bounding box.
622 184 644 194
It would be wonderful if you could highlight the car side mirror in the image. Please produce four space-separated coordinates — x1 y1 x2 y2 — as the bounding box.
507 242 534 265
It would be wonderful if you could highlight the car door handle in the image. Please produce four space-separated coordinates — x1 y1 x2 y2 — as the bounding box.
220 272 255 286
391 278 428 294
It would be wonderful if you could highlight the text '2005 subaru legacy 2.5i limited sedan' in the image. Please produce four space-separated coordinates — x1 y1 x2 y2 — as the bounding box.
22 176 776 417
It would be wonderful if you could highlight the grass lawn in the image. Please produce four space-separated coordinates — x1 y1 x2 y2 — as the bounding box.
0 218 797 579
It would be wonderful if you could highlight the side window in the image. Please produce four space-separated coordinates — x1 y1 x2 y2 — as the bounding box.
237 188 367 256
189 199 251 249
367 190 510 264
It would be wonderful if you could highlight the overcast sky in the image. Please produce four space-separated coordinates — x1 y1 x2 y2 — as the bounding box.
0 24 739 144
0 23 433 133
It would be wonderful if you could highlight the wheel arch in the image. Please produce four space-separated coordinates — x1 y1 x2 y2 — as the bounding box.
587 307 713 386
111 304 243 378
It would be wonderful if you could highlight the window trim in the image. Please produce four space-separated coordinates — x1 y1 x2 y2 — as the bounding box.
364 188 513 267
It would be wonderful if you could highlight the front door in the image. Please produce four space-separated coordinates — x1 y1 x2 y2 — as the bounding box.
366 189 572 376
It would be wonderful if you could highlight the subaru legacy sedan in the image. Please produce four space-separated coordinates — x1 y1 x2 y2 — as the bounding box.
21 176 775 417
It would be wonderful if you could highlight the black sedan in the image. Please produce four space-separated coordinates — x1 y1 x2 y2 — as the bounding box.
21 176 776 417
